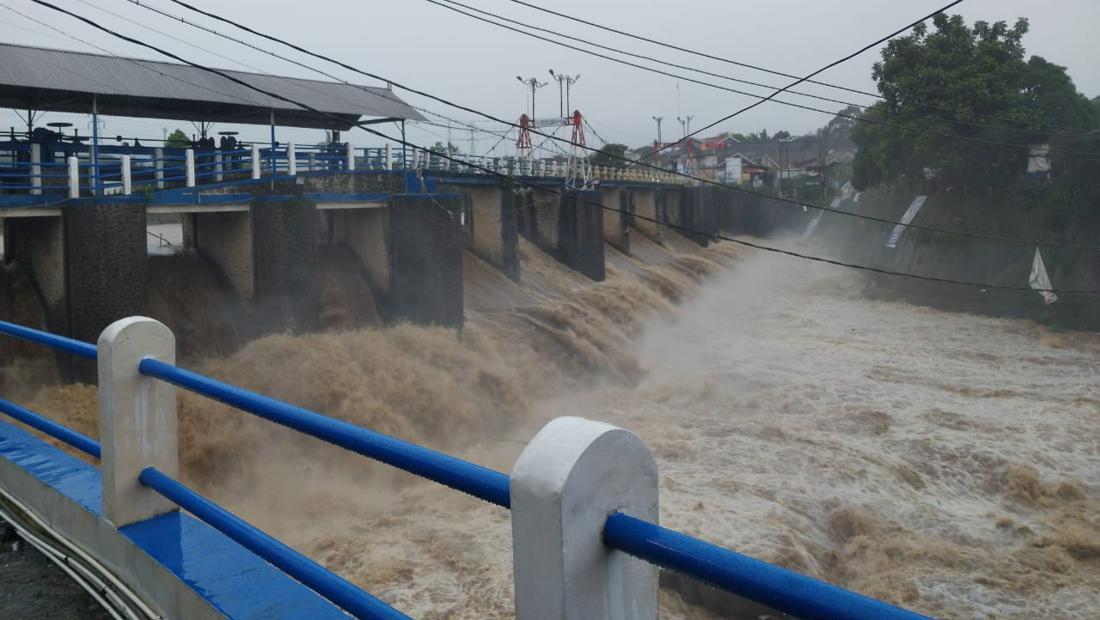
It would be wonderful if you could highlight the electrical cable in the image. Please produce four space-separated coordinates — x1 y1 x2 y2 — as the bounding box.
0 485 160 619
502 0 1095 136
72 0 267 73
425 0 1100 160
433 0 1067 142
126 0 1100 250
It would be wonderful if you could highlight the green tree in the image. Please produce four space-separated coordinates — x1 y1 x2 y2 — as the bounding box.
164 128 190 148
592 143 629 168
430 140 460 155
851 14 1095 192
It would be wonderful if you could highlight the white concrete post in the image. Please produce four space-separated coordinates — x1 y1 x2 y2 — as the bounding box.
30 143 42 195
511 416 659 619
67 156 79 199
185 149 196 187
251 143 262 180
215 151 224 183
287 143 297 176
347 142 356 171
97 317 179 527
308 152 316 173
384 143 392 170
121 155 132 196
154 147 165 189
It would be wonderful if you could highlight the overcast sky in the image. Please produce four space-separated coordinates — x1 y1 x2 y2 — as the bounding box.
2 0 1097 155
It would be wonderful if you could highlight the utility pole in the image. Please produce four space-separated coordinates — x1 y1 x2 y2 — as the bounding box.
549 70 580 117
652 116 663 166
516 76 548 123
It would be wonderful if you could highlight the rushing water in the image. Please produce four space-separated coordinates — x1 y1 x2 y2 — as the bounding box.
7 236 1098 618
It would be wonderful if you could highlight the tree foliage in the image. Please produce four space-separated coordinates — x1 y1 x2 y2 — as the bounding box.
851 14 1097 193
164 129 190 148
592 143 629 168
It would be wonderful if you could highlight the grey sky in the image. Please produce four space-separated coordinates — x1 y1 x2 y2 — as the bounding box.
1 0 1097 154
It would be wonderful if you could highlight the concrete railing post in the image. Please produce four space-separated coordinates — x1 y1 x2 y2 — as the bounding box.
121 155 132 195
30 143 42 195
511 416 659 619
97 317 179 527
185 149 196 187
68 156 79 199
347 142 356 171
154 147 165 189
384 143 392 170
215 151 224 182
287 143 297 176
251 143 262 180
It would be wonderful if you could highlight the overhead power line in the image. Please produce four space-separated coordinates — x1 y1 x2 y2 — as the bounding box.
502 0 1095 136
433 0 1060 142
26 0 1100 297
124 0 1100 251
423 0 1100 160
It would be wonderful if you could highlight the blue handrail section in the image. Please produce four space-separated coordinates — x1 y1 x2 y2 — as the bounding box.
0 320 97 359
603 512 929 620
137 358 512 508
0 398 101 458
138 467 408 620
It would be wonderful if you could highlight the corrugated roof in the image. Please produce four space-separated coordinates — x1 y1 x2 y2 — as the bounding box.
0 43 423 130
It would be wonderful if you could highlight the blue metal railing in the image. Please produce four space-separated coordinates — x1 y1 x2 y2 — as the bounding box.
0 320 97 359
0 398 101 458
603 513 925 620
138 358 512 507
0 319 931 620
139 467 409 620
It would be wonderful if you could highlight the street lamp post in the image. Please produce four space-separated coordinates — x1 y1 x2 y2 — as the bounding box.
517 76 548 123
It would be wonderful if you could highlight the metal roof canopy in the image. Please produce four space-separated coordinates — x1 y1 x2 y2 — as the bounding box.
0 43 423 130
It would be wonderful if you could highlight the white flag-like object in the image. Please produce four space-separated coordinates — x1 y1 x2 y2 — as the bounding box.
1029 248 1057 305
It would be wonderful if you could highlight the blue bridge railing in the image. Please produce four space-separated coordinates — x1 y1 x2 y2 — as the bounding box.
0 318 928 619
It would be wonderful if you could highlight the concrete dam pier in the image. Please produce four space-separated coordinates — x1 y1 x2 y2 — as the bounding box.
1 168 713 369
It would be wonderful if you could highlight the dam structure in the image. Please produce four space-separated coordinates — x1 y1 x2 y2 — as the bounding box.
0 44 937 619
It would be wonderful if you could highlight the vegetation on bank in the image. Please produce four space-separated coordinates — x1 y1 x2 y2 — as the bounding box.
850 14 1100 236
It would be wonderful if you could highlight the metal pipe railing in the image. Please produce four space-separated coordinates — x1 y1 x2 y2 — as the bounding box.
139 467 408 620
0 398 101 458
137 358 512 508
0 320 97 359
603 512 928 620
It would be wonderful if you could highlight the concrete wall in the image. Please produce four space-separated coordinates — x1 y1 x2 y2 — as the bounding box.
389 194 464 327
63 199 147 346
679 187 718 247
468 185 519 281
515 188 606 281
558 190 605 281
251 196 321 333
330 207 391 298
4 216 66 330
600 187 630 254
194 211 254 301
633 188 662 242
301 171 406 195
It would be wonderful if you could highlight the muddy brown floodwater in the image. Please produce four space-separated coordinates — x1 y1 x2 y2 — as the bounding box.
9 237 1099 619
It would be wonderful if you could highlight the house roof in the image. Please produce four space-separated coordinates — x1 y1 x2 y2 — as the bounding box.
0 43 423 130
